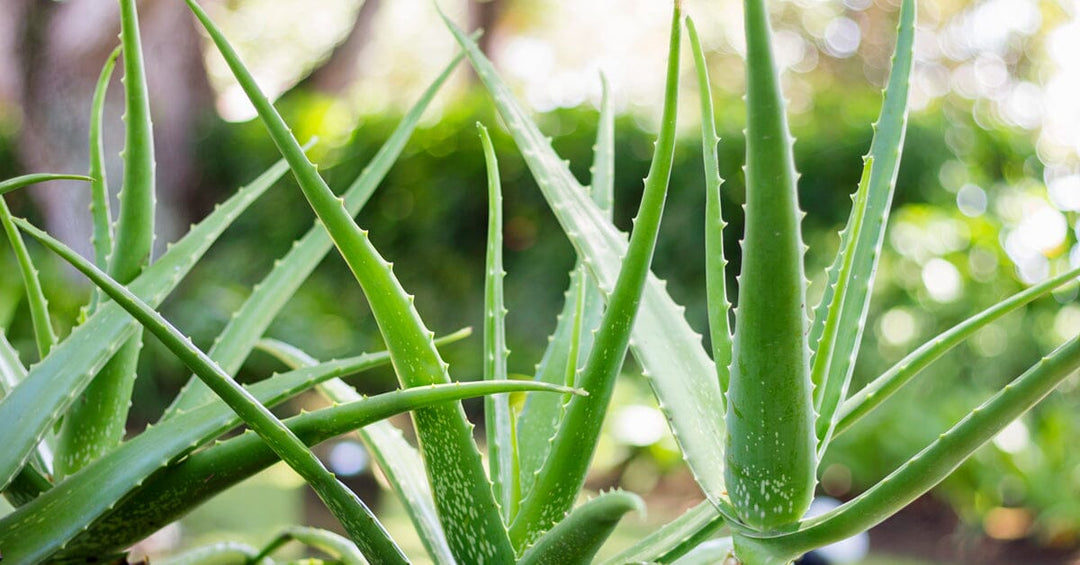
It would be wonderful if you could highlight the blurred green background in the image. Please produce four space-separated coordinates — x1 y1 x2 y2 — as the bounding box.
1 0 1079 562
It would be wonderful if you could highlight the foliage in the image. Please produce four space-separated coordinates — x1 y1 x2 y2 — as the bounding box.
1 0 1078 563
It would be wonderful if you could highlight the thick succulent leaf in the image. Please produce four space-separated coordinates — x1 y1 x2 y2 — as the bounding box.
0 174 93 197
185 3 515 561
164 48 463 417
809 158 873 455
440 0 728 512
59 379 578 561
108 0 155 284
508 3 680 548
18 218 409 563
1 192 56 383
5 340 402 562
252 526 367 565
55 338 141 479
726 0 817 530
517 490 644 565
810 0 915 451
2 176 93 357
58 0 157 477
602 500 727 565
836 265 1080 437
88 45 122 311
515 263 596 501
477 123 517 520
748 331 1080 560
0 330 26 396
257 336 458 565
516 76 615 501
0 157 286 492
0 332 53 507
688 17 732 404
589 74 616 218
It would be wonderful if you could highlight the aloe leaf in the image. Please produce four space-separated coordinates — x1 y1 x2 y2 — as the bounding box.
726 0 817 530
836 265 1080 437
601 499 727 565
687 17 732 404
185 3 515 561
251 527 367 565
17 218 409 563
164 44 464 418
1 176 93 358
57 0 158 478
88 45 122 312
257 336 458 565
0 173 94 196
477 123 518 520
589 73 616 218
517 490 644 565
515 263 593 501
516 77 614 503
0 329 26 397
54 337 141 479
59 380 578 561
109 0 155 284
810 158 873 455
507 2 681 548
749 332 1080 560
0 157 282 499
440 0 728 512
810 0 915 451
0 331 54 507
5 338 399 562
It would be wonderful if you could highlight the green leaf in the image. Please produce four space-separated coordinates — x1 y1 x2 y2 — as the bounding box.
516 78 614 502
185 3 515 561
809 0 915 453
109 0 155 285
507 2 681 548
441 0 727 514
0 176 92 359
7 339 403 562
58 379 578 561
88 45 122 312
0 329 52 508
517 490 644 565
256 335 461 565
17 218 409 563
726 0 817 529
809 157 874 456
0 174 93 197
602 500 727 565
687 17 732 405
836 265 1080 437
0 156 282 498
58 0 158 478
477 123 518 520
163 47 463 417
589 74 615 219
749 330 1080 560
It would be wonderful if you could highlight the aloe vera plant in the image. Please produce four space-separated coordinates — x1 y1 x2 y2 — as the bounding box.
2 0 1078 563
